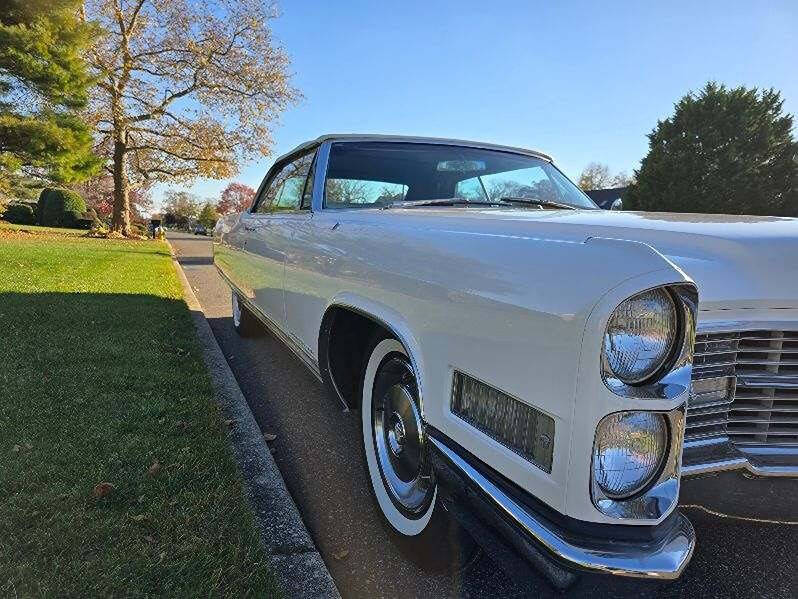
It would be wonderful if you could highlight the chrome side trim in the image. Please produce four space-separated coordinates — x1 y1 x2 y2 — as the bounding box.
216 267 322 382
428 436 696 580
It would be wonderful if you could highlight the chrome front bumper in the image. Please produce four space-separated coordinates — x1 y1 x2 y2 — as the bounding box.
428 431 695 588
683 437 798 477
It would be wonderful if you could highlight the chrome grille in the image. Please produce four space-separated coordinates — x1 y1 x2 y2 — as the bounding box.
687 330 798 447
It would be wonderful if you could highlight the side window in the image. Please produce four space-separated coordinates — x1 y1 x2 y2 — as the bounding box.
255 151 315 213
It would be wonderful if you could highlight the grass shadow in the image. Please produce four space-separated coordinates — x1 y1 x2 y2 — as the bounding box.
0 291 278 597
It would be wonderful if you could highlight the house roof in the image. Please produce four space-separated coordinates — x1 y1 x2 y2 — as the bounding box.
585 186 628 209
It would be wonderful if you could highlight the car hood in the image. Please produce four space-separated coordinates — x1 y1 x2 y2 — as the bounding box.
367 208 798 311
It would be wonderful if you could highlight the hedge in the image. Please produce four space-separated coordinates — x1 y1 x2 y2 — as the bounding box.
38 188 87 227
3 202 37 225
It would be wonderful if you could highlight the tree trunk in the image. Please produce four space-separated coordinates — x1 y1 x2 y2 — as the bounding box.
111 136 131 235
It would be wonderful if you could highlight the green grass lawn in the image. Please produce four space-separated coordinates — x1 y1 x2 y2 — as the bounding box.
0 227 279 597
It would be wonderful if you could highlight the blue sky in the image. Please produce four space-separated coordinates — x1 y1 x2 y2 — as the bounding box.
153 0 798 208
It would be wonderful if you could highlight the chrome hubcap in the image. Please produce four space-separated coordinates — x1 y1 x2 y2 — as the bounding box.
387 412 406 457
372 357 433 515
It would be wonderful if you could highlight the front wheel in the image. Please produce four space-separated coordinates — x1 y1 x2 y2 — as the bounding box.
361 338 437 534
360 338 480 572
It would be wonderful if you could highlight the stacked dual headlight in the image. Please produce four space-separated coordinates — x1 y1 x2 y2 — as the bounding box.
593 288 682 501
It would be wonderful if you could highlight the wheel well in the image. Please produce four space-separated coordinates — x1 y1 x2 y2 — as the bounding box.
319 306 391 410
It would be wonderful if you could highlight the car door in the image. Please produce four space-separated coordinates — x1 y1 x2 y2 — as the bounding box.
246 150 315 330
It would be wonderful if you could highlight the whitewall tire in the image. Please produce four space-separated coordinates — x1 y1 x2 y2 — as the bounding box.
361 338 437 536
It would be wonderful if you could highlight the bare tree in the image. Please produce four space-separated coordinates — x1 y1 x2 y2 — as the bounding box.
577 162 632 191
83 0 298 234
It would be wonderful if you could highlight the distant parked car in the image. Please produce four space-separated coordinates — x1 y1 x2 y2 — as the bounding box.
193 224 207 236
214 134 798 590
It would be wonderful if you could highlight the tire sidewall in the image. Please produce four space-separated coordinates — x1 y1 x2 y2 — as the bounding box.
361 338 437 536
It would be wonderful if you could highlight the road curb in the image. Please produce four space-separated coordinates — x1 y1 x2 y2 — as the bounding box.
167 241 341 599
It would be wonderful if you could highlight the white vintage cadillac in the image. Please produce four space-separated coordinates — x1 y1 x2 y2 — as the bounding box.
214 135 798 588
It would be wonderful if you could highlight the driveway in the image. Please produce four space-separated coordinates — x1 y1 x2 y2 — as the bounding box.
168 231 797 598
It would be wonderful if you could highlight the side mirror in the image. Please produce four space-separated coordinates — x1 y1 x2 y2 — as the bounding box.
610 198 623 211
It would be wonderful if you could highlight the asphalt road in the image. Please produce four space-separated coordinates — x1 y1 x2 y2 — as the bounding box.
169 231 798 599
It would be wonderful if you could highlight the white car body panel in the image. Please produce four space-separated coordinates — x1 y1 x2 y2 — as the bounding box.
214 136 798 528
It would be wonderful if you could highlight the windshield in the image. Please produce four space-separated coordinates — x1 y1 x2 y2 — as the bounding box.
323 141 598 210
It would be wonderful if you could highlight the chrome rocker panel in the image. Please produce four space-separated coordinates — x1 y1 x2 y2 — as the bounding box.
428 432 695 585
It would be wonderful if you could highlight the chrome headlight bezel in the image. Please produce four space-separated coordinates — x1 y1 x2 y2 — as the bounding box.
592 411 670 500
603 288 679 385
591 407 685 519
601 285 697 401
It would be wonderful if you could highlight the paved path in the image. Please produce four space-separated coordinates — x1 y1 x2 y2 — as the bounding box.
169 231 797 599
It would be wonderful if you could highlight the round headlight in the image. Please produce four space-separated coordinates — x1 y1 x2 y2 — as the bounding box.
604 288 678 384
593 411 668 499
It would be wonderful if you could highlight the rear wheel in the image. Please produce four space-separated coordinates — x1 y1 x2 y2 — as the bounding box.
231 291 260 337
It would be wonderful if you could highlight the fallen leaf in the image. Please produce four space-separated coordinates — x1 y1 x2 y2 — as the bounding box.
144 535 156 544
148 460 161 476
158 551 167 562
263 432 277 442
333 549 349 560
93 482 115 498
224 419 236 427
131 514 147 522
24 442 33 450
11 444 21 453
138 495 145 503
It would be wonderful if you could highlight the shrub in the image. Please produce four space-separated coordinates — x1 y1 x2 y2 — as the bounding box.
38 188 87 227
131 222 149 237
85 221 110 237
3 202 36 225
22 201 38 221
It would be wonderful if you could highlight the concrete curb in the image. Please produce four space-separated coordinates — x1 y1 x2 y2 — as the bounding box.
168 243 341 599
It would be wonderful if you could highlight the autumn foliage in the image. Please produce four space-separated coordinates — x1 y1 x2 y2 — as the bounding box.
217 182 255 215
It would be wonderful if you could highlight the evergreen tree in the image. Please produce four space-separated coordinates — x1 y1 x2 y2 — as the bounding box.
625 83 798 216
0 0 100 191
